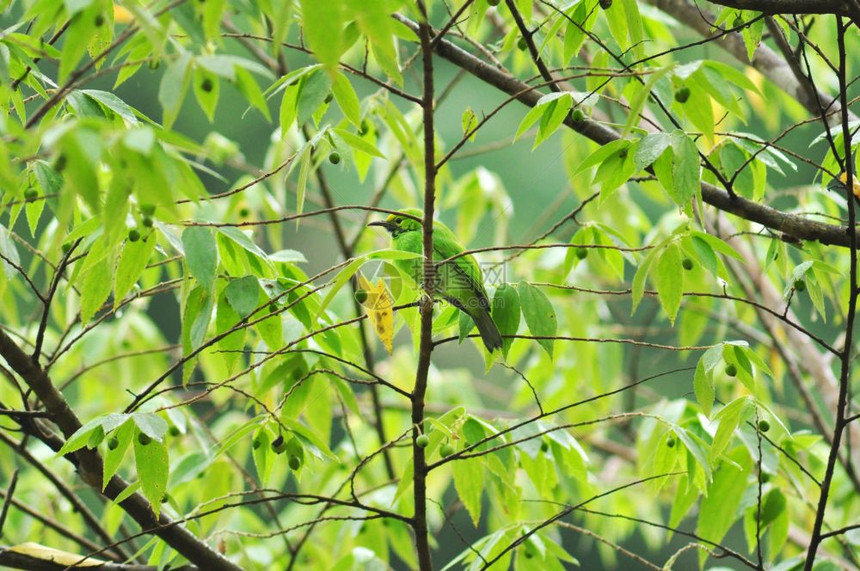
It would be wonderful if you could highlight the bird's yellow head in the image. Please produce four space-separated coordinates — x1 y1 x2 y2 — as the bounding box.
367 208 423 237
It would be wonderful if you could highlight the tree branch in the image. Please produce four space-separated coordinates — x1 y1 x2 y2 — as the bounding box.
395 14 860 248
0 330 241 570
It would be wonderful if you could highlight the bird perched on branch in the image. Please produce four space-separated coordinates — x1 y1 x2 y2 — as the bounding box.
369 208 503 352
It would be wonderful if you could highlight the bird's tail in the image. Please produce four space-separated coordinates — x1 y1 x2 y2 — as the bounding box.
471 307 503 353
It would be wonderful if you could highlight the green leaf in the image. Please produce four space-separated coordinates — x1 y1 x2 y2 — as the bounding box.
225 276 262 318
182 226 218 292
653 242 683 324
535 94 572 148
711 396 754 460
330 72 360 126
81 252 114 324
192 67 220 122
301 0 343 70
631 245 659 314
134 432 169 518
697 451 750 566
133 413 168 443
182 285 214 357
517 282 557 358
634 133 671 171
693 360 714 417
58 414 126 456
492 284 520 357
103 418 134 490
251 428 273 484
158 52 191 128
574 139 630 176
690 231 743 261
622 65 673 137
114 233 156 307
297 69 331 126
81 90 139 125
333 128 386 158
668 130 700 206
461 107 478 142
452 456 485 527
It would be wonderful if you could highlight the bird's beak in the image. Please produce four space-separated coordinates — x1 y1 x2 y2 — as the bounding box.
368 220 393 231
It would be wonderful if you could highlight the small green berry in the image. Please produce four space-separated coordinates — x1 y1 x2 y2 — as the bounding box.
571 108 585 122
666 436 676 448
324 93 333 104
359 120 370 136
682 257 694 271
128 229 141 242
61 243 72 254
576 247 588 260
416 434 430 448
238 207 250 217
107 436 119 450
540 440 549 453
440 443 455 458
161 493 169 503
272 435 286 454
725 364 738 377
599 0 612 8
252 437 262 450
674 86 691 103
269 302 279 314
328 152 341 165
289 455 301 470
24 188 39 200
760 472 771 483
517 37 528 51
137 432 151 445
355 289 368 304
94 13 105 27
168 425 181 437
54 154 67 172
142 216 154 228
794 279 806 292
758 419 770 433
732 17 744 28
200 78 214 92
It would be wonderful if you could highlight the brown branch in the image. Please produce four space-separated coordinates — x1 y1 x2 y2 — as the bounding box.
704 0 858 20
0 330 241 570
395 14 860 248
412 7 436 570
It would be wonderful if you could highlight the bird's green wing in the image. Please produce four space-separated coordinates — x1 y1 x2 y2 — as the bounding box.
431 223 491 309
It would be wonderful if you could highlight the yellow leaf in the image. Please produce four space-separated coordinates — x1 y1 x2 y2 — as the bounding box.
357 273 393 354
114 6 133 24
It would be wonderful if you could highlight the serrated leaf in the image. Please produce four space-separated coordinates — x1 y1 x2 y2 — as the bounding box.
452 456 484 526
133 413 168 442
134 434 169 517
103 418 134 490
634 133 671 171
669 130 700 206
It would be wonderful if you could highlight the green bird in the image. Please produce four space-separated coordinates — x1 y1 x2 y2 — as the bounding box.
368 208 503 352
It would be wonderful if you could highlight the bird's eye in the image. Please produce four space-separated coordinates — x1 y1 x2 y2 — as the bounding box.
394 217 402 224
